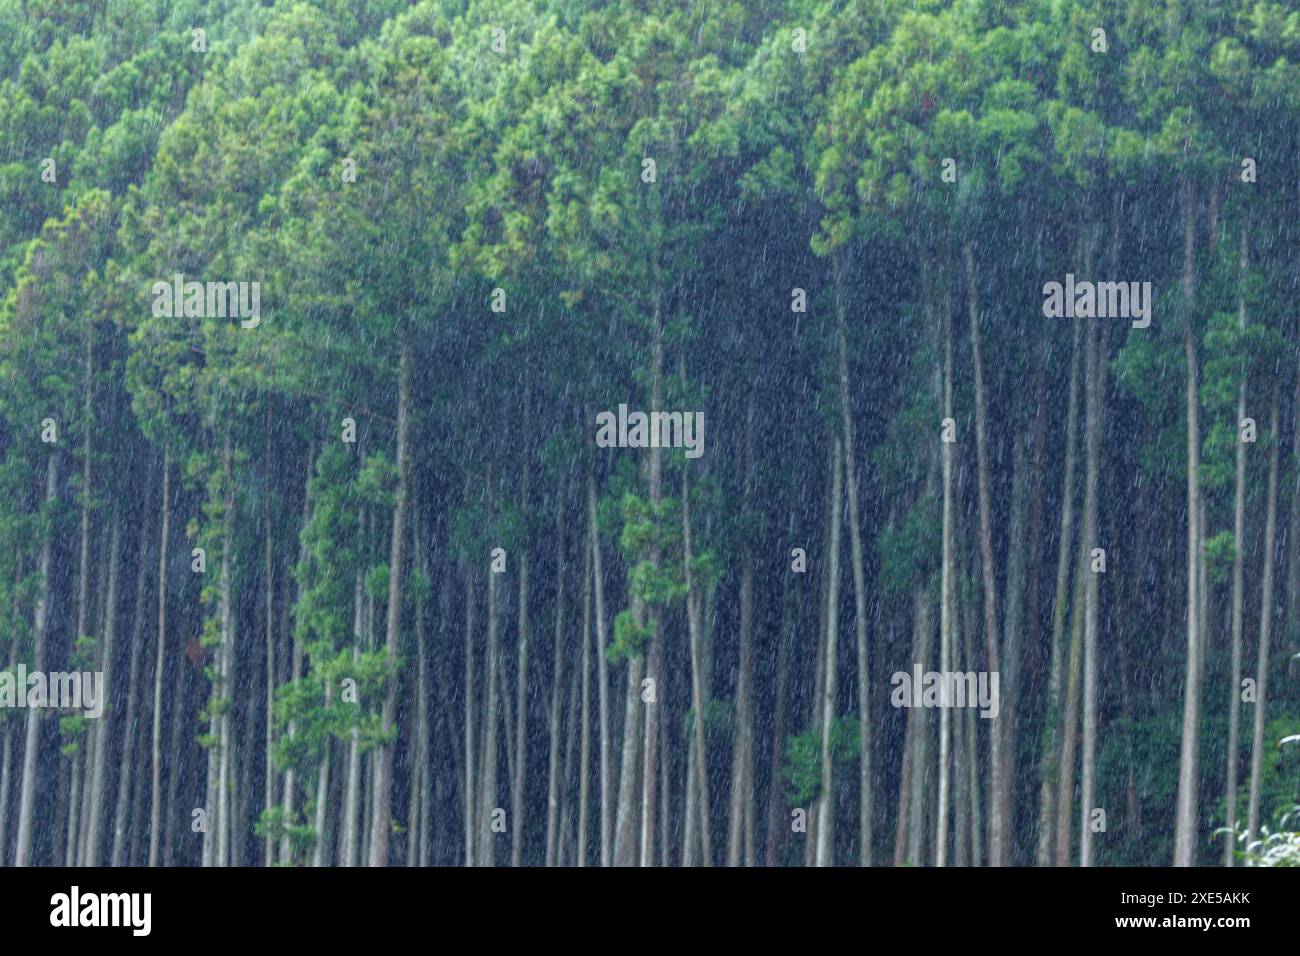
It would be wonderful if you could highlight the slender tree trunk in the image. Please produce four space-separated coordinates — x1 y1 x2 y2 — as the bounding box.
588 466 612 866
148 449 170 868
830 258 874 867
1246 388 1281 846
1000 428 1030 866
937 283 955 868
205 434 236 868
1080 292 1101 868
1174 180 1203 867
639 296 665 868
113 492 152 866
578 509 593 866
84 506 121 866
903 581 933 866
963 239 1004 865
557 647 581 865
1055 552 1085 865
462 567 476 866
371 332 411 867
816 438 844 867
16 451 59 867
479 563 500 866
264 491 277 866
511 546 530 867
727 388 756 867
683 460 712 866
342 559 364 868
313 679 333 868
1036 320 1082 865
1225 222 1249 865
612 650 643 866
511 428 533 867
546 502 566 866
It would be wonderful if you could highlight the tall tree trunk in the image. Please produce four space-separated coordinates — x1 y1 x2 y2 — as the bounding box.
765 529 795 867
546 502 566 866
512 423 533 867
479 562 500 866
612 649 643 866
1000 427 1031 866
462 566 476 866
371 331 411 867
113 488 153 866
16 452 58 866
816 438 844 867
1174 180 1203 867
84 506 122 865
578 508 593 866
1224 222 1249 865
206 433 236 868
588 465 612 866
639 296 665 868
963 238 1004 866
148 449 170 867
683 459 712 866
1035 319 1083 865
263 488 277 866
342 555 364 867
832 257 873 867
66 330 94 867
1246 388 1281 845
936 284 955 868
313 679 333 868
904 582 933 866
1055 548 1086 865
1080 231 1102 868
511 545 530 867
727 387 756 867
0 560 22 864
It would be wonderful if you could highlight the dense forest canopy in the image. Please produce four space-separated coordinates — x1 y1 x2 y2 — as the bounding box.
0 0 1298 868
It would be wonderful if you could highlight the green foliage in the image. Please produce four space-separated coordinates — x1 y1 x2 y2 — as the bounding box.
784 717 859 806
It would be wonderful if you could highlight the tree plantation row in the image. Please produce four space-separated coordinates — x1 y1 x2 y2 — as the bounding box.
1 0 1299 869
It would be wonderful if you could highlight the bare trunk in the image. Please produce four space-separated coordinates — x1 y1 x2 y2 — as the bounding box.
479 565 500 866
113 489 153 866
545 504 566 866
578 510 593 866
831 259 873 867
727 389 755 867
371 332 411 867
816 438 844 867
1224 223 1248 865
964 239 1004 865
588 468 612 866
16 452 58 866
84 507 122 865
1054 553 1085 865
263 493 277 866
1246 388 1281 845
683 461 712 865
1035 319 1082 865
936 284 954 868
462 565 477 866
148 449 169 867
1174 180 1202 867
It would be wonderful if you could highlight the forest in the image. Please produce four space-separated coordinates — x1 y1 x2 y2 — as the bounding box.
0 0 1299 869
